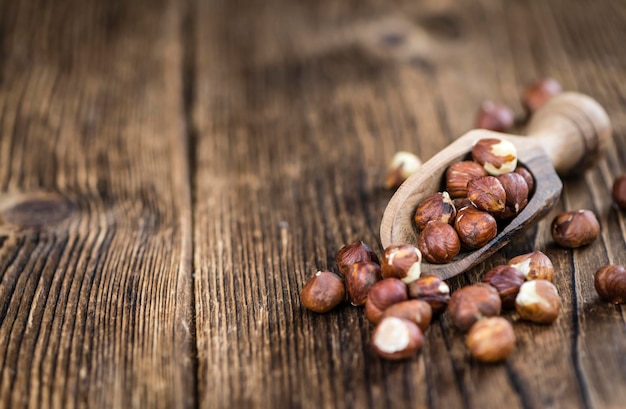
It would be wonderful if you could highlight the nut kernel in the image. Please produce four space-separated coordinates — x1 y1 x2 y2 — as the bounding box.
414 192 456 231
612 175 626 210
408 276 450 314
475 101 515 132
594 264 626 304
381 244 422 284
345 261 382 306
551 210 600 248
515 280 561 324
508 251 554 282
446 161 488 198
466 317 516 363
300 271 345 313
365 278 409 323
454 207 497 249
467 176 506 213
448 283 501 332
371 317 424 360
522 78 562 113
336 241 379 277
482 265 524 309
385 151 422 189
381 299 432 332
417 221 461 264
471 138 518 176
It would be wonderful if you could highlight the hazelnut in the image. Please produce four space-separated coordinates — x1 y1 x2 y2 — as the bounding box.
594 264 626 304
417 221 461 264
414 192 456 231
515 280 561 324
475 101 515 132
551 210 600 248
385 151 422 189
300 271 346 313
497 172 529 217
448 283 501 332
445 161 488 198
514 166 534 193
371 317 423 360
508 251 554 282
471 138 518 176
467 176 506 213
453 197 475 211
466 317 516 363
482 265 524 309
345 261 382 306
454 207 498 249
612 175 626 210
381 244 422 284
522 77 562 113
408 275 450 314
336 241 379 276
381 300 432 332
365 278 409 323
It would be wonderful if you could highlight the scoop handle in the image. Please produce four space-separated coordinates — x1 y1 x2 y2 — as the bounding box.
526 92 611 175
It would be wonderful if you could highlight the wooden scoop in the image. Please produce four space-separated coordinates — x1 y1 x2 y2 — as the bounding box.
380 92 611 280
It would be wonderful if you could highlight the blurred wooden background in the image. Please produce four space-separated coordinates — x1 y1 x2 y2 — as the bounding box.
0 0 625 408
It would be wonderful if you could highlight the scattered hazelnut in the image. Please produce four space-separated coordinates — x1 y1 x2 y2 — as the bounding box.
381 244 422 284
414 192 456 231
515 280 561 324
454 207 498 249
551 210 600 248
508 251 554 282
371 317 423 360
446 161 488 198
482 265 524 309
448 283 501 332
365 278 409 323
514 166 534 193
466 317 516 363
522 77 562 113
453 197 475 211
408 276 450 314
381 300 432 332
300 271 346 313
594 264 626 304
612 175 626 210
467 176 506 213
385 151 422 189
475 101 515 132
417 221 461 264
497 172 529 217
336 241 379 277
345 261 382 306
471 138 518 176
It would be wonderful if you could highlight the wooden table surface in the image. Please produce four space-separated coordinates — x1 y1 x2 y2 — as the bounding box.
1 0 625 408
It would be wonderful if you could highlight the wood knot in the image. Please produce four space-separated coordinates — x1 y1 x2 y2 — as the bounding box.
0 192 73 228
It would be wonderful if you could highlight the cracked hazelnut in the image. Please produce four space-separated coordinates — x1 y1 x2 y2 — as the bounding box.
336 241 379 276
475 101 515 132
365 278 409 323
345 261 382 306
454 207 498 249
594 264 626 304
515 280 561 324
446 161 488 198
514 166 534 193
496 172 529 218
466 317 515 363
551 210 600 248
467 176 506 213
522 78 562 113
301 271 345 313
612 175 626 210
418 221 461 264
482 265 524 309
381 244 422 284
371 317 423 360
471 138 518 176
385 151 422 189
381 300 432 332
414 192 456 231
508 251 554 282
448 283 501 332
408 276 450 314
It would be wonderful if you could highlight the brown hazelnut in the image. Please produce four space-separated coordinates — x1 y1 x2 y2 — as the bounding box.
551 210 600 248
365 278 409 323
467 176 506 213
414 192 456 231
408 275 450 314
300 271 346 313
514 166 534 193
381 244 422 284
466 317 515 363
475 101 515 132
454 207 498 249
385 151 422 189
446 161 488 198
515 280 561 324
381 300 432 332
522 77 562 113
453 197 475 211
448 283 501 332
612 175 626 210
371 317 423 360
594 264 626 304
508 251 554 282
345 261 382 306
471 138 518 176
482 265 524 309
336 241 379 276
417 221 461 264
496 172 529 218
